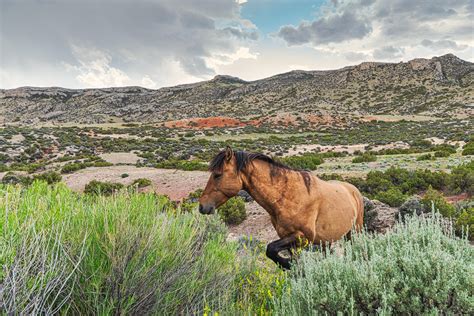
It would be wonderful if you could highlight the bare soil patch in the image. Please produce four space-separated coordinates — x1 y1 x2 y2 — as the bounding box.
63 166 208 200
99 152 141 164
227 202 278 243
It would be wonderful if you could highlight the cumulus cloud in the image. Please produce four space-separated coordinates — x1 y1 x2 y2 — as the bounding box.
0 0 256 88
278 12 372 45
64 45 130 87
421 39 468 51
277 0 473 62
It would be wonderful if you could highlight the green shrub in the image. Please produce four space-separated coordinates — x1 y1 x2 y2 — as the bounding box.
1 172 32 186
218 197 247 225
32 171 62 184
449 161 474 195
280 153 324 170
155 159 207 171
416 153 434 161
352 153 376 163
455 203 474 240
374 187 408 207
84 180 124 196
463 147 474 156
462 139 474 156
61 162 85 174
130 178 152 188
421 186 456 218
434 150 451 158
274 214 474 315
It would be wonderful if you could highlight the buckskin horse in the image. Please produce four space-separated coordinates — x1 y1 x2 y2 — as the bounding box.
198 147 364 269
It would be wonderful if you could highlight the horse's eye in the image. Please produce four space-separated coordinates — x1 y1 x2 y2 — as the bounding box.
213 174 222 180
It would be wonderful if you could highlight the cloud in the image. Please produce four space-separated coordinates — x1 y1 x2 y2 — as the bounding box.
278 12 372 45
421 39 468 51
276 0 473 62
0 0 256 88
373 46 405 60
64 45 130 87
344 51 370 62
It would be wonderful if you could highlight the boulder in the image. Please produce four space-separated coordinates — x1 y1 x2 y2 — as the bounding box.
398 195 426 221
237 190 254 202
364 198 399 234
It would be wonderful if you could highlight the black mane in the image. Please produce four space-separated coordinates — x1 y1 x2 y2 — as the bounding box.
209 150 294 173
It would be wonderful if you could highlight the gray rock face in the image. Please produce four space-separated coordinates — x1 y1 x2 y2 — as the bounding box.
237 190 254 203
398 195 426 220
1 54 472 124
364 199 400 234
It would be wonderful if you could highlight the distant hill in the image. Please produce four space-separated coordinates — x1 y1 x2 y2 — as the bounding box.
1 54 472 124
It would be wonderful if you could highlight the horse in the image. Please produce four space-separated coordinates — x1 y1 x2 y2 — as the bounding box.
198 147 364 269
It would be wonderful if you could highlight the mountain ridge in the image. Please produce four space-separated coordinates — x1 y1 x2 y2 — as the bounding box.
1 54 473 124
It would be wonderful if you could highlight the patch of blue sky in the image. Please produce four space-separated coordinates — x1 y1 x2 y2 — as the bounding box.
240 0 326 34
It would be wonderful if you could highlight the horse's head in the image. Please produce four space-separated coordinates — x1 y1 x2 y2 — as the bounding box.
199 146 243 214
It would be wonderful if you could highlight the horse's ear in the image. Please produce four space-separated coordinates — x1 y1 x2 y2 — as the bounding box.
225 146 233 161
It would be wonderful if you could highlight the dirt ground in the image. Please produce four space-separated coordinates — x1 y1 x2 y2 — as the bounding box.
63 166 209 200
227 202 278 243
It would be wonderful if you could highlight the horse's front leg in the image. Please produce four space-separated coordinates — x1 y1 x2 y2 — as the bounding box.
266 234 307 270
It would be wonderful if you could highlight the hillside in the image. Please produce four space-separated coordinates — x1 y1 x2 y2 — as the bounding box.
0 54 473 125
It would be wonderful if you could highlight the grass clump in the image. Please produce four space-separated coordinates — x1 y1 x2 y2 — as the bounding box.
0 182 244 315
274 213 474 315
84 180 124 195
130 178 152 188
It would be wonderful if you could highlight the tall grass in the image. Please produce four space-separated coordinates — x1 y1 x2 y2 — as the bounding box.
274 213 474 315
0 182 244 314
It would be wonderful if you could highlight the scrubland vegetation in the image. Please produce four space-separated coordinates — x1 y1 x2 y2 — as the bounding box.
1 181 472 314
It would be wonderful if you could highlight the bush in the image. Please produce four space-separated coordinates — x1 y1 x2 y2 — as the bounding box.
218 197 247 225
155 159 207 171
274 214 474 315
421 186 456 218
416 153 434 161
449 161 474 195
434 150 451 158
374 187 408 207
32 171 62 184
130 178 152 188
462 139 474 156
455 204 474 240
1 172 32 186
61 162 85 174
352 153 376 163
280 153 324 170
84 180 124 196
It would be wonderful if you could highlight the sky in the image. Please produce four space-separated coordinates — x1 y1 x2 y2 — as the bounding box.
1 0 473 89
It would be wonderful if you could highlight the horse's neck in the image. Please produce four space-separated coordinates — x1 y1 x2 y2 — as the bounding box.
240 162 287 218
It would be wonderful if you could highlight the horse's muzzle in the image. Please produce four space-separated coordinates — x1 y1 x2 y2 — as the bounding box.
199 204 215 214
